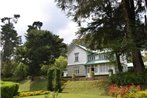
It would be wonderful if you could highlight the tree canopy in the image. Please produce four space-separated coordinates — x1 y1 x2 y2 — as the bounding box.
55 0 147 72
19 28 67 76
1 14 21 62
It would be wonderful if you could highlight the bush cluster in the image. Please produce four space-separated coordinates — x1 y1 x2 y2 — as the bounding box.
126 90 147 98
109 72 147 85
47 67 61 92
18 90 50 97
108 84 141 98
1 81 19 98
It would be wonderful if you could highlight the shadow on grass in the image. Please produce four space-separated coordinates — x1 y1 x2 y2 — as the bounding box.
30 79 47 91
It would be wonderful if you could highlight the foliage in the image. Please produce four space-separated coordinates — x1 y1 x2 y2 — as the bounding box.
41 64 50 75
53 68 61 92
53 56 67 72
27 21 43 32
47 68 54 91
109 72 147 85
14 62 28 80
47 67 61 92
1 61 15 77
55 0 147 73
1 14 21 62
18 90 49 97
1 81 19 98
41 56 67 75
108 84 141 98
125 90 147 98
23 29 66 76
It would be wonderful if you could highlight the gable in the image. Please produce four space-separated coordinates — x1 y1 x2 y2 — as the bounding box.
68 45 88 65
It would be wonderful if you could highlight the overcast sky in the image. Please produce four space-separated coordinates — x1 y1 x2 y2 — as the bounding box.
0 0 78 44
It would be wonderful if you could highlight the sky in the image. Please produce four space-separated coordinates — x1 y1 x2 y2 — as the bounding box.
0 0 78 44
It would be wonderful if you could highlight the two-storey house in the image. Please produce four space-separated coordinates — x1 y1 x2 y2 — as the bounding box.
67 45 128 77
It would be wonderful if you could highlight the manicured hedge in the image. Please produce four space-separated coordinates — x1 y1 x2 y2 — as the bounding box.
0 81 19 98
47 67 61 92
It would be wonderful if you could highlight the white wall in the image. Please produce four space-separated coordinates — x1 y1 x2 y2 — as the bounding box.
68 46 88 66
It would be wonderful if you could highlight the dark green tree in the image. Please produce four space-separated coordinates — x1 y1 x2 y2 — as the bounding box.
27 21 43 32
122 0 147 72
1 14 21 62
24 28 66 77
1 15 21 77
55 0 147 73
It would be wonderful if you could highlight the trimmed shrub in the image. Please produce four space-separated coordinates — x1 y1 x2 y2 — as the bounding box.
109 72 147 85
47 67 61 92
53 68 61 92
47 68 54 91
1 81 19 98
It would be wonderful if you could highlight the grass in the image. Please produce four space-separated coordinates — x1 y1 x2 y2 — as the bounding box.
62 80 108 95
18 79 113 98
19 79 47 92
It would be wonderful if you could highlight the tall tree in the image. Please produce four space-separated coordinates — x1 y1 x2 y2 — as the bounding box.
1 14 21 62
55 0 147 73
23 29 66 76
122 0 146 72
27 21 43 32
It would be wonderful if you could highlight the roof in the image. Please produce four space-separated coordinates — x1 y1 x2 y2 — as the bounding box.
77 45 112 54
86 60 110 65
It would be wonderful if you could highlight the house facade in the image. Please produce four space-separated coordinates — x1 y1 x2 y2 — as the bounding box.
67 45 128 77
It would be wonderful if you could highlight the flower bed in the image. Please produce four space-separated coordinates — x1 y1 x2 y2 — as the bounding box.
18 90 50 97
108 84 141 98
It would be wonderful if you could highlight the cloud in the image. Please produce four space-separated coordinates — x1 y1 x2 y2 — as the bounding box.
0 0 78 44
57 22 78 44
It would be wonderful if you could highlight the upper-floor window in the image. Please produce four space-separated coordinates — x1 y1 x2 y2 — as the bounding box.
96 54 107 60
74 53 79 62
88 55 95 61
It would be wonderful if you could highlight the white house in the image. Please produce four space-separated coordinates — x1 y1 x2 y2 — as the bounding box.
67 45 128 77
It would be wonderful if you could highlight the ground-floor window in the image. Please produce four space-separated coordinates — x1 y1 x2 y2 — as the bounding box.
99 64 109 73
74 66 79 75
86 64 111 74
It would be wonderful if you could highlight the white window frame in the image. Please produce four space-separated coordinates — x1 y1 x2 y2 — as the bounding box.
74 53 79 62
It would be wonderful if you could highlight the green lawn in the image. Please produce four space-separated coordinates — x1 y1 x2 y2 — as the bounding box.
18 79 113 98
19 79 47 92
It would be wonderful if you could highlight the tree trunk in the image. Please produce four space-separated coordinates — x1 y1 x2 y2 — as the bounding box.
115 52 123 73
144 15 147 37
132 49 145 73
122 0 145 73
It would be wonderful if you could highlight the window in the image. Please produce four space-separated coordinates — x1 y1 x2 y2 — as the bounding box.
88 55 95 61
99 65 109 73
74 67 79 74
74 53 79 62
98 54 107 60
